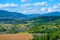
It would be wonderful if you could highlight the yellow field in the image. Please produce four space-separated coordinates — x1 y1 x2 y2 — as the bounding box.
0 34 32 40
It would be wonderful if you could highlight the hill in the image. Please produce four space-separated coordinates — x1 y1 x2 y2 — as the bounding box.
40 11 60 16
0 10 26 19
0 10 27 24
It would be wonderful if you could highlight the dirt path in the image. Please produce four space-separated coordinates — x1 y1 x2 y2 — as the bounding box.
0 34 32 40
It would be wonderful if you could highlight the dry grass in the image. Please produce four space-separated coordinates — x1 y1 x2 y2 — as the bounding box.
0 34 32 40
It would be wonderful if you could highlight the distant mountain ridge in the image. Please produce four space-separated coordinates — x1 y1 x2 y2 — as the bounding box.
0 10 27 24
0 10 26 19
0 10 60 24
0 10 60 19
40 12 60 16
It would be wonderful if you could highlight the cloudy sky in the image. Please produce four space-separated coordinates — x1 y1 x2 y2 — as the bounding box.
0 0 60 14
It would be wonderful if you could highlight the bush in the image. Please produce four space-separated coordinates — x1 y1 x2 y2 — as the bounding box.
0 24 20 34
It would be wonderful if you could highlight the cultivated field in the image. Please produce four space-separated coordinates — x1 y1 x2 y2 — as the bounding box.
0 34 32 40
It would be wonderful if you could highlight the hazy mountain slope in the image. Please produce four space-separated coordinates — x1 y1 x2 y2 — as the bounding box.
40 12 60 16
0 10 27 24
0 10 26 19
0 10 60 24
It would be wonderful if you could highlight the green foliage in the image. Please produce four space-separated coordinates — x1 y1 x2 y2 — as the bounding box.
28 17 60 40
0 24 20 34
32 34 49 40
0 15 60 40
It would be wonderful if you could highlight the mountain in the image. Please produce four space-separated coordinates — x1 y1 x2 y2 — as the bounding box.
26 11 60 19
0 10 26 19
26 14 40 19
0 10 60 19
0 10 27 24
30 11 60 25
0 10 60 24
40 12 60 16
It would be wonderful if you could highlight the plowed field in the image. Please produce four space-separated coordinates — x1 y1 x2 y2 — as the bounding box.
0 34 32 40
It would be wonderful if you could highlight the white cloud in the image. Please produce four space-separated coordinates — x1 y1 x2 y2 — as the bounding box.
47 3 60 12
47 7 60 12
21 3 31 8
29 9 38 14
20 1 48 8
40 8 47 11
21 10 27 13
20 9 41 14
53 3 60 9
47 7 57 12
21 10 34 14
48 8 53 12
53 5 58 8
19 2 48 14
0 3 18 8
34 2 41 6
0 2 59 14
34 2 48 6
21 0 31 2
41 2 48 6
58 3 60 6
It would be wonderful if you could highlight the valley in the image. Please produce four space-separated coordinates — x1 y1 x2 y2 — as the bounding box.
0 10 60 40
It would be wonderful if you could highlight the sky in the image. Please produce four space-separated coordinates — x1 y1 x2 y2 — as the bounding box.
0 0 60 14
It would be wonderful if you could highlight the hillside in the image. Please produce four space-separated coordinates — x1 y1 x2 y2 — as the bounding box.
40 12 60 16
0 10 27 24
0 10 26 19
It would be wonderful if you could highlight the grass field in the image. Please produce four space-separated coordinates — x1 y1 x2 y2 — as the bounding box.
0 34 32 40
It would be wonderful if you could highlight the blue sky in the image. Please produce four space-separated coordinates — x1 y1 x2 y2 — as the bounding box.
0 0 60 14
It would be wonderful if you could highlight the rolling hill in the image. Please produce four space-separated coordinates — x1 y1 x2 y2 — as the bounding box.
0 10 26 19
40 11 60 16
0 10 60 24
0 10 27 24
